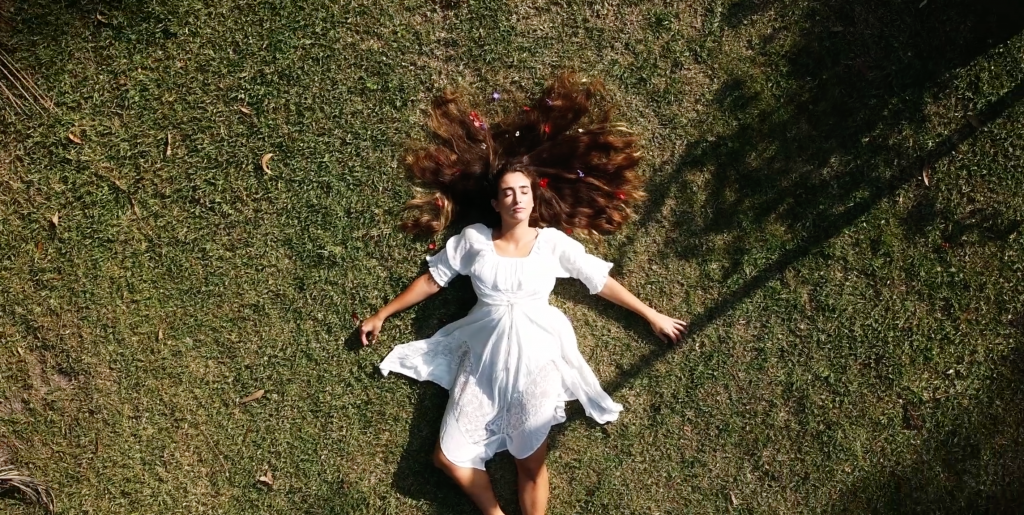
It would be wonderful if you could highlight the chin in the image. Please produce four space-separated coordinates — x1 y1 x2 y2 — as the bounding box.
504 211 531 223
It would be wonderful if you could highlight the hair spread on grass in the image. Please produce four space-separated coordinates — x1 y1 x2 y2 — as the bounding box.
400 73 644 236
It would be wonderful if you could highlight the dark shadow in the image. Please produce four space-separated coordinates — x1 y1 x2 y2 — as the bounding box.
387 274 506 514
389 378 481 515
607 0 1024 395
832 341 1024 513
8 0 184 46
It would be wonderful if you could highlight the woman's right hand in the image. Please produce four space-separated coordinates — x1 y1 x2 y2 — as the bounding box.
359 314 385 346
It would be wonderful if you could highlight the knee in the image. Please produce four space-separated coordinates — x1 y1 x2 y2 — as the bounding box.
515 458 546 480
433 446 453 474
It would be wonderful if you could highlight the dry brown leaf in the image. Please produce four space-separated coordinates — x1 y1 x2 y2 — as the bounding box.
158 327 164 341
130 197 140 217
239 105 253 115
68 132 83 144
730 491 738 506
239 389 265 404
36 241 43 253
50 212 59 227
260 153 273 174
96 12 107 22
164 133 172 158
967 114 983 128
922 166 931 187
257 469 275 487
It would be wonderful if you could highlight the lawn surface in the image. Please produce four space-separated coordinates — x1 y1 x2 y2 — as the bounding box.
1 0 1023 513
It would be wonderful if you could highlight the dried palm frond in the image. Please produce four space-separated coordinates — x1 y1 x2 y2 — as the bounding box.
0 47 55 116
0 465 55 513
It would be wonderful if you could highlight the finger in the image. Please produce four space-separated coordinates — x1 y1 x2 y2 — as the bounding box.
656 331 667 343
674 321 689 333
360 330 369 346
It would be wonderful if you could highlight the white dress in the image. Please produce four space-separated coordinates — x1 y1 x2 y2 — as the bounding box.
379 223 623 469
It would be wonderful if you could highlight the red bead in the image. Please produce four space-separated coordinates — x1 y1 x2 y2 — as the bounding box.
615 191 626 200
565 228 573 235
469 111 484 128
538 178 549 188
522 106 531 111
428 242 437 250
543 123 550 134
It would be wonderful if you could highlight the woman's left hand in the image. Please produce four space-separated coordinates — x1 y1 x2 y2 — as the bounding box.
647 312 688 344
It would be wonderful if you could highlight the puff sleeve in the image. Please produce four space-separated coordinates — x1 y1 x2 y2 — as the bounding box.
426 229 474 287
553 230 614 294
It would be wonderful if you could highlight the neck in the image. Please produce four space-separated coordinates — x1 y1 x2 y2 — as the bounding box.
496 219 534 241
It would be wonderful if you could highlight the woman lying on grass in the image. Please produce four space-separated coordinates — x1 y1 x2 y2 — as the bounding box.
359 74 687 515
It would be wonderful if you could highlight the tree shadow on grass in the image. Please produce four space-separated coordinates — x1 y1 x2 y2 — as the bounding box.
606 0 1024 396
832 340 1024 514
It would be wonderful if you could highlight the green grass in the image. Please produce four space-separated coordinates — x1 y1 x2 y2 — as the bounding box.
1 0 1022 513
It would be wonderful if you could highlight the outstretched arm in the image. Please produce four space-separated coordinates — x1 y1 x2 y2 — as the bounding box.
597 277 688 343
359 273 442 346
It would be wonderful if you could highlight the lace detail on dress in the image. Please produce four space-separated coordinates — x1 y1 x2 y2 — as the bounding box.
500 361 562 435
450 356 562 443
449 348 496 443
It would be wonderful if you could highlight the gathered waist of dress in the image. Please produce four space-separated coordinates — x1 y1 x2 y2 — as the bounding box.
474 294 551 308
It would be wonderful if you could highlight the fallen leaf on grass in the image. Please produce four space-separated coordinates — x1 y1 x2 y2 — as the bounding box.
158 328 164 341
922 165 931 187
239 105 253 115
36 241 43 253
730 491 738 506
164 133 172 158
68 132 83 144
96 12 108 22
239 389 264 404
257 469 274 487
50 213 59 227
967 114 983 129
260 153 273 174
351 312 360 325
130 197 140 217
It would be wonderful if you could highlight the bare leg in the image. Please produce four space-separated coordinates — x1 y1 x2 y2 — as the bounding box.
514 440 549 515
433 442 505 515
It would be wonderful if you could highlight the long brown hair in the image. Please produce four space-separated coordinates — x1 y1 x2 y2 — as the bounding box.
400 73 644 236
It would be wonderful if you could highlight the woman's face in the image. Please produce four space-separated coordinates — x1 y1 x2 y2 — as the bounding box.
491 171 534 224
